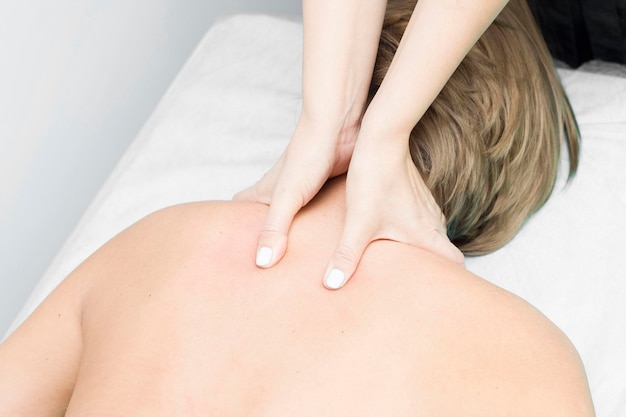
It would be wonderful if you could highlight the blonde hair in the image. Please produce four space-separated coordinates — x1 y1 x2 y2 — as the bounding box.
370 0 580 254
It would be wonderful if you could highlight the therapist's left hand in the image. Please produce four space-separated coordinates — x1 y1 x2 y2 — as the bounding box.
322 127 465 290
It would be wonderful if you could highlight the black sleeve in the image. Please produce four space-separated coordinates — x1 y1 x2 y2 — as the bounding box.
527 0 626 67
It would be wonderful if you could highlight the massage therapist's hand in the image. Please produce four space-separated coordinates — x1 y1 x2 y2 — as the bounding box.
233 0 386 269
233 118 357 268
323 128 465 290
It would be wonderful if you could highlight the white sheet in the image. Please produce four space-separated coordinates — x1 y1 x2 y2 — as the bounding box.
6 15 626 416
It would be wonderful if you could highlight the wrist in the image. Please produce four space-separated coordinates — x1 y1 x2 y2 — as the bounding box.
357 115 412 153
350 128 412 175
296 107 363 144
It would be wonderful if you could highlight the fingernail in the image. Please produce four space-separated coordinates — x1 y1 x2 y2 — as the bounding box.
324 268 346 290
256 247 273 267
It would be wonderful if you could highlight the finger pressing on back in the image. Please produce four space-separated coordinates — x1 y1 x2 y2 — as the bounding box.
255 190 303 268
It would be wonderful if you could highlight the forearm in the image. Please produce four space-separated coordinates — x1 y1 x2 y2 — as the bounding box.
300 0 388 132
363 0 509 143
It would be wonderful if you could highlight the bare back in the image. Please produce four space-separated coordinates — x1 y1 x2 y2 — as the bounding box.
0 178 594 416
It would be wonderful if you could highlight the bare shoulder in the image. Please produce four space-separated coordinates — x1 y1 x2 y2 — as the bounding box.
379 246 595 416
456 276 595 416
123 200 266 245
89 200 267 271
73 200 271 307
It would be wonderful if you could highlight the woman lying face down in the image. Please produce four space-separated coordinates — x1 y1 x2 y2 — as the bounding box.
0 179 594 416
0 0 593 415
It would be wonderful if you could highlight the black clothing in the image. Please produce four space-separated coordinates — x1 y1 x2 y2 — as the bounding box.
528 0 626 67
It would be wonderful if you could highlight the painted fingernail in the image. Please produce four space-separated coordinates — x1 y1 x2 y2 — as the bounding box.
324 268 346 290
256 247 273 267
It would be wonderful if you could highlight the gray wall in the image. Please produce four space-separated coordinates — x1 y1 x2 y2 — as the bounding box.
0 0 301 336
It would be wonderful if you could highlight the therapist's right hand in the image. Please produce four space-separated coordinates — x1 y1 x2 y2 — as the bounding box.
233 117 358 268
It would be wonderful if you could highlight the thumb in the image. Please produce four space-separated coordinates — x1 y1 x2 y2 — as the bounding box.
323 221 372 290
255 189 302 268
